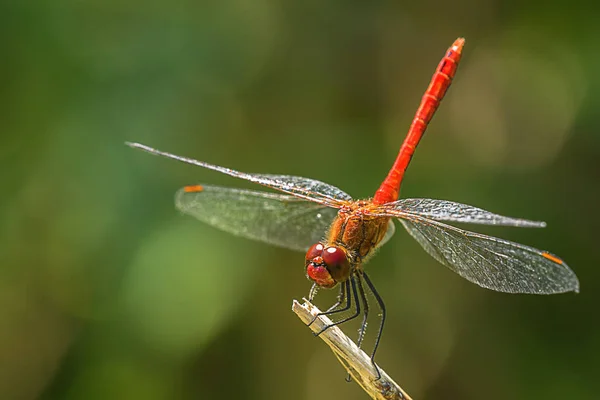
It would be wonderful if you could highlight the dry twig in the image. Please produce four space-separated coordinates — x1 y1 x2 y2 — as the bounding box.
292 299 412 400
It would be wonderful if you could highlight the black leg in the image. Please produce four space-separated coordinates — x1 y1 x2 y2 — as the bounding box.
355 274 370 350
362 272 385 380
314 276 361 336
344 274 371 384
325 280 348 313
307 280 350 327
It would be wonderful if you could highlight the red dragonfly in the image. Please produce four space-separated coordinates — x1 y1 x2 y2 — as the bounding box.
127 38 579 368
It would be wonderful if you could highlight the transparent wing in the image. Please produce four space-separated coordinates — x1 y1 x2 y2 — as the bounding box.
372 198 546 227
175 185 338 252
380 220 396 248
399 215 579 294
127 142 352 207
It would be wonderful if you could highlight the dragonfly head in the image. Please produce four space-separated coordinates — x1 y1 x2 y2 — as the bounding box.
305 243 351 288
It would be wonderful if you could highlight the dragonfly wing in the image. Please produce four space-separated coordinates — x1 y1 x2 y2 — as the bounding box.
375 198 546 227
175 185 338 252
380 220 396 247
127 142 352 206
398 215 579 294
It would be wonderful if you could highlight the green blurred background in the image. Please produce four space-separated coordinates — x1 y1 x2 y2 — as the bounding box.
2 1 598 399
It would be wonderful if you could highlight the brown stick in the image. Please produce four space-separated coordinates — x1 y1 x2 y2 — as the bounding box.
292 299 413 400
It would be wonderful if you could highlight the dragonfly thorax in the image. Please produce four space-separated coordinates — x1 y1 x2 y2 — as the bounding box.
305 243 351 288
327 205 390 264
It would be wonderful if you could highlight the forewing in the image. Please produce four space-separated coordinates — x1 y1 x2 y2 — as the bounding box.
374 198 546 227
399 216 579 294
175 185 338 252
127 142 352 206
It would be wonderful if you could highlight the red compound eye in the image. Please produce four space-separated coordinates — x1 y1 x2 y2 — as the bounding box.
322 246 351 282
305 243 324 263
322 246 347 268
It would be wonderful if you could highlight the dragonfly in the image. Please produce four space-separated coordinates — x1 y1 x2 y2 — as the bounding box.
127 38 579 373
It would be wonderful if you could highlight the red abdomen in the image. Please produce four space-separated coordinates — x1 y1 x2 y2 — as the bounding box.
373 38 465 205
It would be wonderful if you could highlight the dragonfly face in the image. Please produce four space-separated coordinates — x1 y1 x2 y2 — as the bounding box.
305 243 350 288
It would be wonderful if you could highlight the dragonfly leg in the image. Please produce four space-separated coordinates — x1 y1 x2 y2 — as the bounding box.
326 281 348 313
341 274 371 383
313 277 361 337
308 280 350 327
355 274 370 351
362 272 385 380
308 283 319 301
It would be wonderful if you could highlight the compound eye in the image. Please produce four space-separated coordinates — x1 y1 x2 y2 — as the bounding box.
305 243 324 263
322 246 350 281
322 246 347 267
